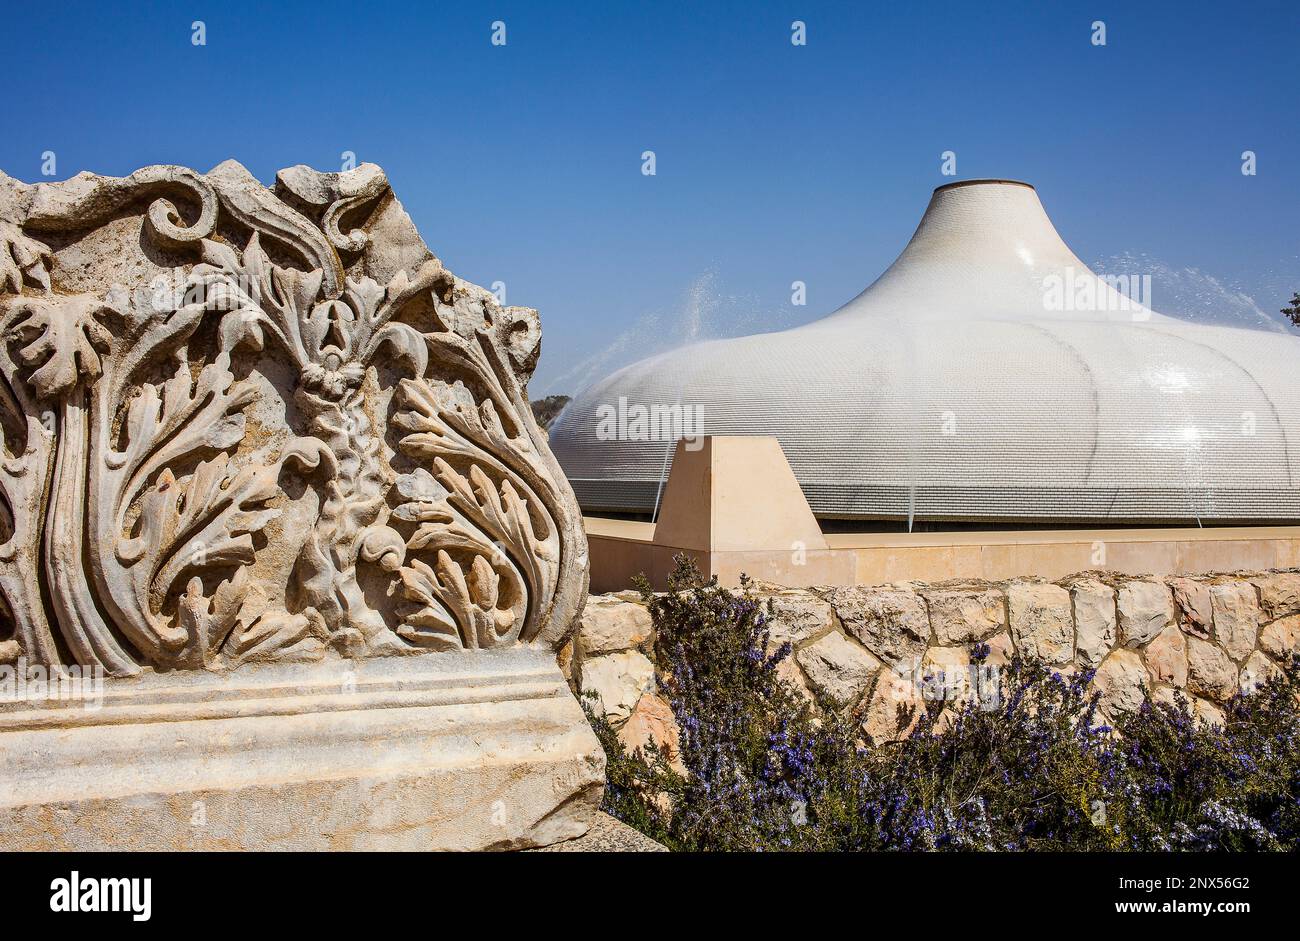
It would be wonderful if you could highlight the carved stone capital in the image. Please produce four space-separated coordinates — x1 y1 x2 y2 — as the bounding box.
0 162 589 676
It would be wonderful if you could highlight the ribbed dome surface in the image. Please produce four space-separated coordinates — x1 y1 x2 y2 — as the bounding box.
550 181 1300 525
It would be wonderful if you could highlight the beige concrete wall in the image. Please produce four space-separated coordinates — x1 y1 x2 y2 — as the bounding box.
830 526 1300 587
587 517 1300 593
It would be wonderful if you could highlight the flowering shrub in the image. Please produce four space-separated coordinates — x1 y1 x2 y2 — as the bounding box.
588 558 1300 852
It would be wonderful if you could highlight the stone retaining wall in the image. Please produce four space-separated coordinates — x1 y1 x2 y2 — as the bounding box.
567 570 1300 752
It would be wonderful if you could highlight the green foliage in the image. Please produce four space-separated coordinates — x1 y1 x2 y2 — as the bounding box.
588 557 1300 852
529 394 571 430
1283 291 1300 327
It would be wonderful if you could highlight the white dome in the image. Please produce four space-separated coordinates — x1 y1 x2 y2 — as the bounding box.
550 181 1300 525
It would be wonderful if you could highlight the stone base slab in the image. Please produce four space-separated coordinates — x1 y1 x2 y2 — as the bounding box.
529 811 667 851
0 648 604 851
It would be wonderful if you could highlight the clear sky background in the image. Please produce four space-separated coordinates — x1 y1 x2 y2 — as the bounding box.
4 0 1297 394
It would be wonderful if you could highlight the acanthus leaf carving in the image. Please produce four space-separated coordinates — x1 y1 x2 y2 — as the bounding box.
0 160 588 675
0 222 52 294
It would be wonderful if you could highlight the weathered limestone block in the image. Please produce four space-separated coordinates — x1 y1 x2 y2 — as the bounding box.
860 667 924 743
1168 577 1213 638
775 655 817 703
772 592 838 645
795 631 881 708
1070 579 1116 667
1259 614 1300 662
759 589 836 650
1253 572 1300 619
581 649 655 725
1006 582 1073 664
618 692 685 773
1116 581 1175 647
1185 636 1238 702
1143 624 1188 688
0 162 595 850
1093 648 1149 717
1210 583 1261 662
578 595 653 656
827 586 929 664
983 631 1016 667
1195 697 1227 729
923 586 1005 645
1240 650 1282 694
1154 687 1225 729
921 645 972 702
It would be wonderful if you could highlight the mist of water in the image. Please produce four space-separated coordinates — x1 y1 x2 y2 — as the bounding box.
1091 251 1298 334
538 268 792 400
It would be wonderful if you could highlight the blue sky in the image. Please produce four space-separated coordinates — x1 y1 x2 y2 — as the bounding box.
4 0 1297 393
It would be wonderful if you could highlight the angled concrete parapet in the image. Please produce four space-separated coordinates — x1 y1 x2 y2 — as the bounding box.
586 436 854 589
655 436 826 552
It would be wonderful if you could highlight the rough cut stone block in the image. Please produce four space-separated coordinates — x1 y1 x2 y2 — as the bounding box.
1193 697 1227 729
775 655 817 704
860 668 924 744
1168 577 1213 638
581 649 655 725
984 631 1016 666
1253 573 1300 619
1071 579 1117 667
923 587 1006 645
1093 648 1149 717
826 586 929 665
795 631 881 708
1154 687 1225 729
1185 636 1238 702
1240 650 1282 695
618 692 685 773
1259 613 1300 662
1006 583 1073 664
921 646 972 701
1143 624 1188 688
759 590 836 650
578 595 653 656
1116 581 1175 647
0 650 603 850
1209 583 1260 662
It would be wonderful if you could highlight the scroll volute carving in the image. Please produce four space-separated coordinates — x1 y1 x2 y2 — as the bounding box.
0 162 587 676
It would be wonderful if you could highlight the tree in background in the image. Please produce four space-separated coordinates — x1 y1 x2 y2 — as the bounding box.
1283 293 1300 327
530 394 571 430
